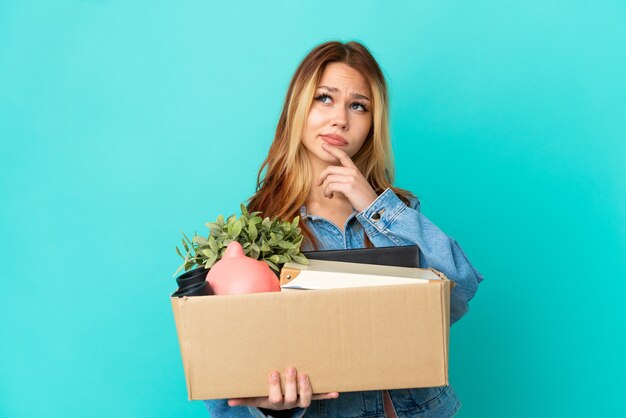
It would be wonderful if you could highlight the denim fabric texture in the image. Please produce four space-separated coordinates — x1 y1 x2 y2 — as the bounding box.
203 188 483 417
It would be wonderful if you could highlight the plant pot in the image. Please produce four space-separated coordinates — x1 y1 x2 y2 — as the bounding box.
172 267 214 297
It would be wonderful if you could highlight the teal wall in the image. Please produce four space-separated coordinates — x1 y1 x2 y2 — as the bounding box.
1 1 624 417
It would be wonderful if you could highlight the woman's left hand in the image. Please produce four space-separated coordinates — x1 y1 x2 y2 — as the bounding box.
316 142 379 212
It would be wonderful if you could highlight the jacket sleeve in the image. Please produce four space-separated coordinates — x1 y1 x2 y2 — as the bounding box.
355 188 484 325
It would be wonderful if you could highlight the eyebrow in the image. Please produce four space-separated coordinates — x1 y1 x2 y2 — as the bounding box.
318 85 371 101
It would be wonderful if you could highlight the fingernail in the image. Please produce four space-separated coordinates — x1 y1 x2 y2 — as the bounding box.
272 372 279 381
288 367 296 376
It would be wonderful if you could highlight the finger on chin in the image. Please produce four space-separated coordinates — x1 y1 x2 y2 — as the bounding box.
322 142 352 165
322 143 341 158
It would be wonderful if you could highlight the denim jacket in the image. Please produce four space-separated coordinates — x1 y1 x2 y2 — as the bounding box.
203 188 484 417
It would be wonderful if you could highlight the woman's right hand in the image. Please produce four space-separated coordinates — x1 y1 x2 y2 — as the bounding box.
227 367 339 410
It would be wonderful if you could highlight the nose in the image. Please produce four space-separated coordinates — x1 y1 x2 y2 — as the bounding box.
330 105 349 130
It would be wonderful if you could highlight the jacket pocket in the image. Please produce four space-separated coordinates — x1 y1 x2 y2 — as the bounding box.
408 385 455 412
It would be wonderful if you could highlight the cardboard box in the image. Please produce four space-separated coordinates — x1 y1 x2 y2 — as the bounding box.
171 267 452 400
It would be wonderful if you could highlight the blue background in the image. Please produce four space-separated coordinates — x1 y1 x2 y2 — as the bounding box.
1 1 624 417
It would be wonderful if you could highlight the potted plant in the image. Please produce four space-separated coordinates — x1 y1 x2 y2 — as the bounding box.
173 204 308 295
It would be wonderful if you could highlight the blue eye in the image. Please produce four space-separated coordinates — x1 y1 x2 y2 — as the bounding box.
314 93 369 112
315 93 332 103
351 102 368 112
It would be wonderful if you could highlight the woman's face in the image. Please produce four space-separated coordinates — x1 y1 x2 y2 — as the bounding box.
301 62 373 166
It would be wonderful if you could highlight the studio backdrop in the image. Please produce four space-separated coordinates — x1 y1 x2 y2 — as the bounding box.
1 1 624 417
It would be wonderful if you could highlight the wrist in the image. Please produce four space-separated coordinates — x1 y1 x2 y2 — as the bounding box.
355 191 379 212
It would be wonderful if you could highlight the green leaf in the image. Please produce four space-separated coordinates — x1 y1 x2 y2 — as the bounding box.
205 222 222 235
291 216 300 228
206 250 219 267
208 235 219 252
216 214 225 226
269 255 280 264
249 248 260 260
231 219 243 237
193 236 208 245
248 220 258 241
278 240 294 249
183 231 194 246
291 254 308 264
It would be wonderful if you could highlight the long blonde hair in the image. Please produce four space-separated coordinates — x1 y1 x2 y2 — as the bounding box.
247 41 414 249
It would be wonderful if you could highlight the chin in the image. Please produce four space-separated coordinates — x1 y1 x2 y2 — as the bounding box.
319 145 346 163
315 151 340 164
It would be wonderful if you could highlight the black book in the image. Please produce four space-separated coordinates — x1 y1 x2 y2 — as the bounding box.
302 245 420 268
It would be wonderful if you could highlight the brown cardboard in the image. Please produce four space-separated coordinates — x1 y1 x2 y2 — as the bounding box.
171 269 452 400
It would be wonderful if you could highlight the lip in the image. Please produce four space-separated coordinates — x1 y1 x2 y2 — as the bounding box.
320 134 348 146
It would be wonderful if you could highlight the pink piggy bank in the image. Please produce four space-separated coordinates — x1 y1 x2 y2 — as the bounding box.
206 241 281 295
